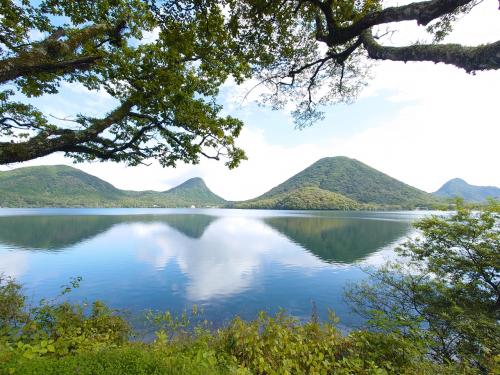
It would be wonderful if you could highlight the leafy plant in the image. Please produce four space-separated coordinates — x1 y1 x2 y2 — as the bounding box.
0 276 130 359
346 200 500 373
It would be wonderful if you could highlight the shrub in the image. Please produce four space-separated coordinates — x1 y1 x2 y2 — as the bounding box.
0 276 130 359
346 200 500 373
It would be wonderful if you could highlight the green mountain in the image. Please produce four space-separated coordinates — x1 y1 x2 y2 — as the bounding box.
234 186 362 210
0 158 440 209
233 157 437 209
0 165 224 208
0 165 123 207
433 178 500 202
163 178 225 206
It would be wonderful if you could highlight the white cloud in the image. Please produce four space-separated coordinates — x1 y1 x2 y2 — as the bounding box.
139 27 160 44
348 0 500 191
327 64 500 192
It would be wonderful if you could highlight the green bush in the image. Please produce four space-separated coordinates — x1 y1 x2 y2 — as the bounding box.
0 277 130 359
346 200 500 373
0 275 27 339
0 278 468 374
217 311 471 375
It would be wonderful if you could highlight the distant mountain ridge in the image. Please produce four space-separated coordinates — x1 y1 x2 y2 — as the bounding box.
0 165 224 208
433 178 500 202
1 157 449 209
233 157 437 210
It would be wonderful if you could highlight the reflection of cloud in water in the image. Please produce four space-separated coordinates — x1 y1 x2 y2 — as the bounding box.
0 252 29 278
134 218 328 301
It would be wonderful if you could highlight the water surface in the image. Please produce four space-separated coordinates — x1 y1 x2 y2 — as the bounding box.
0 208 429 329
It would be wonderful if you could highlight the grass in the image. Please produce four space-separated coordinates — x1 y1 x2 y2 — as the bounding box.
0 345 228 375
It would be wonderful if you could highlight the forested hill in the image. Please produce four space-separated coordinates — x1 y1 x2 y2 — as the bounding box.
233 157 438 210
164 177 225 205
433 178 500 202
0 166 225 208
1 159 440 209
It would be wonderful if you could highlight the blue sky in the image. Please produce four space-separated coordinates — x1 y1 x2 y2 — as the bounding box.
1 0 499 201
218 85 405 147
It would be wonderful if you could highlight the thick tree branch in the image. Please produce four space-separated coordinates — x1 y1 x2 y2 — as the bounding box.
81 99 135 137
0 99 134 164
0 55 102 84
0 23 124 84
0 117 38 129
361 30 500 72
313 0 476 46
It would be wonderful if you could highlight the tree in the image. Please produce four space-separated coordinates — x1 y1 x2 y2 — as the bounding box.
346 200 500 372
0 0 249 167
2 1 499 165
225 0 500 126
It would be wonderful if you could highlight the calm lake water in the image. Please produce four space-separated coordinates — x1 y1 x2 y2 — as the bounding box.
0 209 431 330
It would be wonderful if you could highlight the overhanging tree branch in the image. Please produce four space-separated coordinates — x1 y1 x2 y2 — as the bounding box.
0 23 124 84
0 55 102 84
0 1 247 168
361 29 500 72
0 99 134 164
310 0 477 45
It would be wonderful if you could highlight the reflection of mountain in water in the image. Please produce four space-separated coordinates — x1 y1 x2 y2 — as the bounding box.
0 214 217 251
160 214 215 239
264 217 410 263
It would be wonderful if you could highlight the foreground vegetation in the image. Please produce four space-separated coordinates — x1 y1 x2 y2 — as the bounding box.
0 283 470 375
347 200 500 372
1 202 498 374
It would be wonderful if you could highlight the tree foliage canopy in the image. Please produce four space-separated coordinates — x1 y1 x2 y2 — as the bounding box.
225 0 500 126
0 0 249 167
347 201 500 372
1 0 498 164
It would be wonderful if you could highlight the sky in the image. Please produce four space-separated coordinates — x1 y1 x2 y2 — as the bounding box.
1 0 499 201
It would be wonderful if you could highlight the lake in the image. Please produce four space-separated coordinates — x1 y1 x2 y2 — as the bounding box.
0 208 429 330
